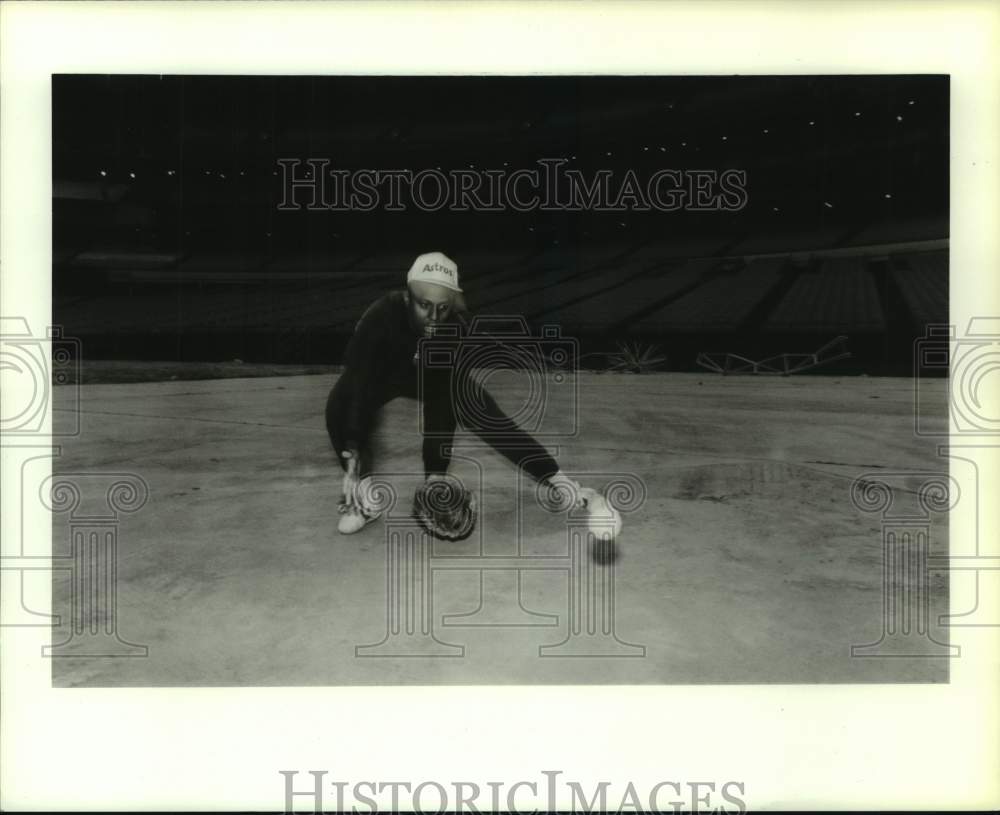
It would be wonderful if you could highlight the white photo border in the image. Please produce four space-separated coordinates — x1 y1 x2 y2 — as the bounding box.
2 1 998 810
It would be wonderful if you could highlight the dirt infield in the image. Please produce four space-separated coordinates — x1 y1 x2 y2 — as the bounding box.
48 372 949 686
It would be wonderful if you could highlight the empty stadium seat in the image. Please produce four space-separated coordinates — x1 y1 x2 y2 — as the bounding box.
538 258 717 332
763 257 885 332
639 256 786 332
890 250 948 326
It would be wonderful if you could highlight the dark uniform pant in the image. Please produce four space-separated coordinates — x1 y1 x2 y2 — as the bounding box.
325 366 560 482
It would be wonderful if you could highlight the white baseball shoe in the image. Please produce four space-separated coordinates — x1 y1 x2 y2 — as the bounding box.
337 504 381 535
337 476 382 535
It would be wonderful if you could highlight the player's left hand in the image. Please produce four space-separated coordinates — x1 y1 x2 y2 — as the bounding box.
341 451 361 509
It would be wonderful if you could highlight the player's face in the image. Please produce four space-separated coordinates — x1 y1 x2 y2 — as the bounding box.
406 282 455 336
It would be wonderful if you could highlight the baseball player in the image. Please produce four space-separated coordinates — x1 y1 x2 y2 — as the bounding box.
325 251 599 534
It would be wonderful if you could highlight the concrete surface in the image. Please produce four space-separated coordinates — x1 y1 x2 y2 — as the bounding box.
49 372 950 685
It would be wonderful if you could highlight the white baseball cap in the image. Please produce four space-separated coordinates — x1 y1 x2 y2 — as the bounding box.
406 251 462 293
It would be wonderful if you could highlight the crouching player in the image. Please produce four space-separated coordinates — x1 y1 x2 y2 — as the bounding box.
325 251 608 536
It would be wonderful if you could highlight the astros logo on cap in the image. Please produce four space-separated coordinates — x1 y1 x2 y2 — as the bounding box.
407 251 462 292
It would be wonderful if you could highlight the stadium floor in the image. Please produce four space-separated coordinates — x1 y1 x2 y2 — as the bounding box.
49 371 949 686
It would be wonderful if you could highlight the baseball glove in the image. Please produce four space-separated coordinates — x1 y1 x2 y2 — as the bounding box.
412 476 478 541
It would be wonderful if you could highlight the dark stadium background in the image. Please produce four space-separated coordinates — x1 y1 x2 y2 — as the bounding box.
52 75 948 375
